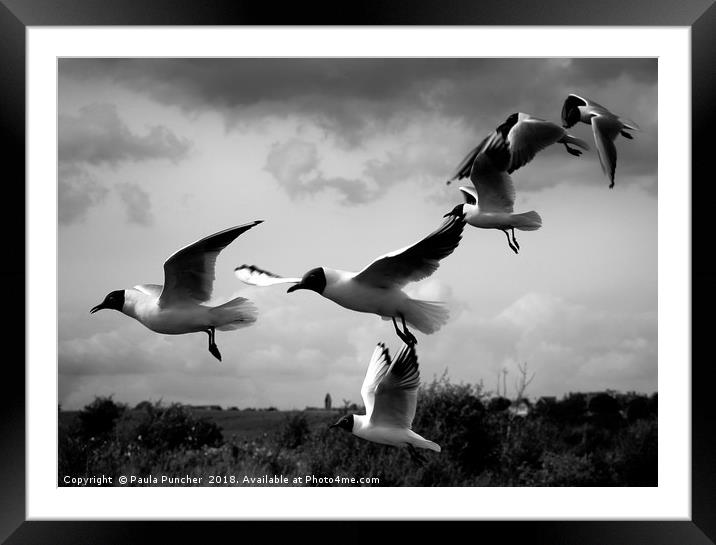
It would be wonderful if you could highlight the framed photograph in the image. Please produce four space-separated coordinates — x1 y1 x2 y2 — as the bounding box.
4 0 713 542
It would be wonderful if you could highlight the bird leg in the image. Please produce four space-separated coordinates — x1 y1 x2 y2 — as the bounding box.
205 327 222 362
510 228 520 250
563 143 583 156
400 314 418 346
392 317 412 346
392 316 417 346
502 229 519 254
406 444 426 466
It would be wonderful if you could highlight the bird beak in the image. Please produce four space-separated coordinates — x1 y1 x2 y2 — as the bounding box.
90 303 104 314
286 282 303 294
329 423 338 429
443 211 454 218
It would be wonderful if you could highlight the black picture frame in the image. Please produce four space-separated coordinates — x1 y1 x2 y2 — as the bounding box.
2 1 713 543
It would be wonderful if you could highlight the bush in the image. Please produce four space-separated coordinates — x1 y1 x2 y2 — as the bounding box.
77 396 126 442
278 413 311 449
59 381 658 487
116 402 223 452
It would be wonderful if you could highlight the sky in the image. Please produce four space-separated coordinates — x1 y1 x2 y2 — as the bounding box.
58 58 658 410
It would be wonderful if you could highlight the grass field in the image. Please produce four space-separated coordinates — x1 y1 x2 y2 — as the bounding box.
60 407 341 442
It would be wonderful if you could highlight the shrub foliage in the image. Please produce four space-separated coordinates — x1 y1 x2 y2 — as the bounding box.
59 378 657 487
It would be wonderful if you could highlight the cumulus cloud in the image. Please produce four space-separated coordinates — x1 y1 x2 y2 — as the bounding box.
419 292 657 398
60 287 657 410
58 164 109 224
59 103 191 166
116 182 154 226
59 287 380 409
264 138 377 204
58 103 192 225
59 58 657 192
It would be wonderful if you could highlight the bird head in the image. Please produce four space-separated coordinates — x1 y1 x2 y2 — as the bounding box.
90 290 126 314
287 267 327 295
329 414 354 433
561 95 583 128
443 203 466 218
496 112 520 139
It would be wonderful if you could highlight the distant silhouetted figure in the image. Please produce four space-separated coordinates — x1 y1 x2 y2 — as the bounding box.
325 393 332 410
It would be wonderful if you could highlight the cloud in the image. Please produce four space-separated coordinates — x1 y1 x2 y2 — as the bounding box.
419 292 657 397
58 164 109 225
59 58 656 143
58 103 192 225
59 103 191 166
59 59 657 206
264 138 377 204
60 287 657 410
116 183 154 226
59 287 381 409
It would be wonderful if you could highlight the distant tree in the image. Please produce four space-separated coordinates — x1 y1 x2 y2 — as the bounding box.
553 393 587 423
588 393 620 415
534 396 557 417
588 392 623 429
626 396 651 422
488 396 511 412
134 400 153 411
513 361 535 401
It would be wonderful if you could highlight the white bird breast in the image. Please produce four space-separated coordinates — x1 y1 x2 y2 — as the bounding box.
124 291 214 335
323 277 408 318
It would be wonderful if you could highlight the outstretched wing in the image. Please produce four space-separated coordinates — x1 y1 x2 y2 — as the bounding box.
159 221 262 307
592 115 620 186
507 115 566 173
234 264 301 287
370 343 420 428
353 214 465 289
361 343 392 419
469 133 516 214
446 134 490 184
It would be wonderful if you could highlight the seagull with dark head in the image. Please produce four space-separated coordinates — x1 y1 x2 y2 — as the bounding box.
446 112 589 186
444 121 545 254
330 342 440 465
561 94 640 188
91 222 262 361
235 214 465 346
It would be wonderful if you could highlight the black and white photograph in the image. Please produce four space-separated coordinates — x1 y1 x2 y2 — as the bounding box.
56 56 659 488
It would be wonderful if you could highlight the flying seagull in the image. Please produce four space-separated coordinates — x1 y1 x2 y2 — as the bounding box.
91 222 262 361
561 94 640 188
446 112 589 185
331 342 440 464
444 123 543 254
235 214 465 346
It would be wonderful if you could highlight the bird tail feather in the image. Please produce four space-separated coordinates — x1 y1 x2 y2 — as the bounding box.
402 299 450 335
409 433 442 452
511 210 542 231
420 440 441 453
212 297 258 331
